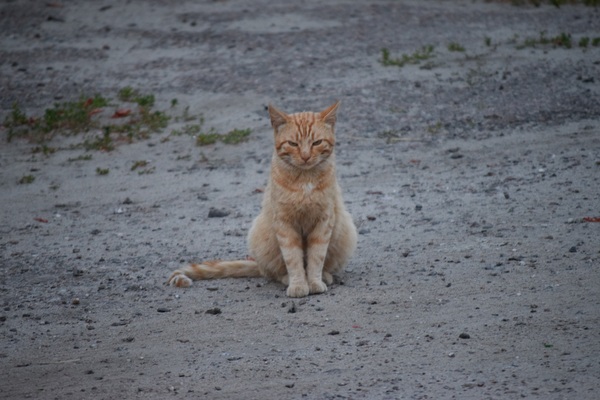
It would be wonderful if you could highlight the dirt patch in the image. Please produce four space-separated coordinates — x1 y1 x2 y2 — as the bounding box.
1 1 599 399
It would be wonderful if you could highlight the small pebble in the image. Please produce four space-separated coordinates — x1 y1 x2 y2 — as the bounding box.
459 333 471 339
208 208 230 218
72 298 80 305
288 302 297 314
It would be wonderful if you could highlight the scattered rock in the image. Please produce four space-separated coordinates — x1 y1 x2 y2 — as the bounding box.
287 302 297 313
206 308 222 315
459 333 471 339
208 208 230 218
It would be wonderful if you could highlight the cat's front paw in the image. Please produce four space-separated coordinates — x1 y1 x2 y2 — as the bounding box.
309 280 328 294
286 282 310 298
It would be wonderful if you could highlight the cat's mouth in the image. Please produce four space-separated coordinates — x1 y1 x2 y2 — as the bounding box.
296 158 319 169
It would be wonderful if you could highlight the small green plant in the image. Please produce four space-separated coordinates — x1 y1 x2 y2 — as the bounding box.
4 103 29 141
131 160 148 171
427 122 443 134
3 87 206 154
131 160 154 174
448 42 465 52
32 144 56 155
19 175 35 184
222 128 252 144
118 86 155 107
579 37 590 47
68 154 93 162
484 36 492 46
84 130 114 151
517 31 575 49
96 167 109 175
380 45 435 68
4 95 109 143
118 86 137 102
378 130 402 144
195 128 252 146
196 129 221 146
172 123 203 136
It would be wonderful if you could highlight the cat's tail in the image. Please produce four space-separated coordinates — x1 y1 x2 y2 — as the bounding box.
166 260 261 288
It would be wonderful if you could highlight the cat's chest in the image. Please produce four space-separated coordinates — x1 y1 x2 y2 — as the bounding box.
302 182 316 197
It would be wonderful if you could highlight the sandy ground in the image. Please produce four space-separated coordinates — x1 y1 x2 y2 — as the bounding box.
1 1 599 399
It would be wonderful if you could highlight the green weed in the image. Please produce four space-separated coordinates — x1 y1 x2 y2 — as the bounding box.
19 175 35 184
517 31 578 49
448 42 466 52
172 123 203 136
131 160 148 171
131 160 154 174
4 95 108 143
195 128 252 146
222 128 252 144
118 86 155 107
32 144 56 155
380 46 435 68
84 130 114 152
96 167 109 175
68 154 93 162
196 129 221 146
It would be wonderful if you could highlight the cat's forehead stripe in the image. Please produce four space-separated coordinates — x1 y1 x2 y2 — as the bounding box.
290 112 316 140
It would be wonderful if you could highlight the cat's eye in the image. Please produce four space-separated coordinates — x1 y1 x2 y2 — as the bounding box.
312 140 323 146
287 141 298 147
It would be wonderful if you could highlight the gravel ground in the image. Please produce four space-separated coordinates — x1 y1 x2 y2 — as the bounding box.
1 1 599 399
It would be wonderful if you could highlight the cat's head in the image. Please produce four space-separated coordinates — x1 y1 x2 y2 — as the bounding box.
268 101 339 170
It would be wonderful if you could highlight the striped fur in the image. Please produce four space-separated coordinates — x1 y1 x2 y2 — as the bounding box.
167 101 357 298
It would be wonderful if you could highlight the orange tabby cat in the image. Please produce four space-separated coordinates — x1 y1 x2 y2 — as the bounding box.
167 101 357 298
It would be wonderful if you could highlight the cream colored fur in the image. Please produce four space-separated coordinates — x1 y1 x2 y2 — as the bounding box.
167 101 357 298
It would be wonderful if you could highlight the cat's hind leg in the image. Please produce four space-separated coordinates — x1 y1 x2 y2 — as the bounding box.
247 211 287 282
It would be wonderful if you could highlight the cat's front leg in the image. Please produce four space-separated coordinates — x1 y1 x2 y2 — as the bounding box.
276 227 309 298
306 219 334 294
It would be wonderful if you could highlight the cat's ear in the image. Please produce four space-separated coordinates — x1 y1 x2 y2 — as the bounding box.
268 104 289 132
319 100 340 128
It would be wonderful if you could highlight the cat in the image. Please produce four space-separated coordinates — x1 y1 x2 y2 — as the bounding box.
167 101 357 298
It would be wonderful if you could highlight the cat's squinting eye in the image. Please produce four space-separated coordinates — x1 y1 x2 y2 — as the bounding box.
312 140 323 146
287 141 298 147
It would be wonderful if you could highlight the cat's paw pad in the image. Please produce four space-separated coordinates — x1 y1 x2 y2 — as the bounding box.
286 282 310 298
309 280 328 294
167 273 192 288
322 271 333 285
